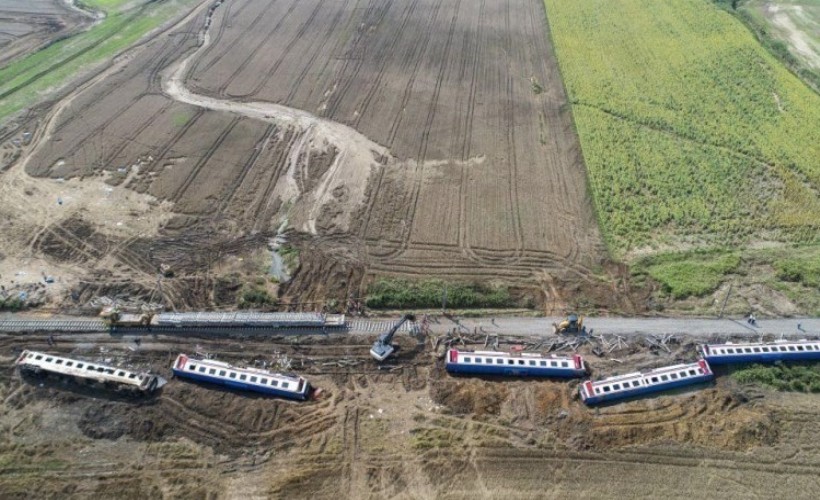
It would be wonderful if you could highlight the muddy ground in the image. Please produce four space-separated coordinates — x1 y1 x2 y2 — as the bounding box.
1 330 819 498
0 0 632 316
0 0 90 67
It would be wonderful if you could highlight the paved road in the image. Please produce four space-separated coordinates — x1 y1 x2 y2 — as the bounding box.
1 314 819 338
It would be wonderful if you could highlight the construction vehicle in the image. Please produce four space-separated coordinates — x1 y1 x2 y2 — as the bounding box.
552 314 588 335
370 314 416 362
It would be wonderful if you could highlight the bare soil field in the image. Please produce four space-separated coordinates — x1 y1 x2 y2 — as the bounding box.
0 0 90 66
2 330 819 498
0 0 616 313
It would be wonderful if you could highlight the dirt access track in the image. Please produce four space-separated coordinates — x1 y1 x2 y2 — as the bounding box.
0 0 614 311
1 330 819 498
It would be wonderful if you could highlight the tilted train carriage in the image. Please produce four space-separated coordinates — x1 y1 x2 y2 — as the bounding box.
445 349 587 378
172 354 311 401
579 360 714 405
15 350 161 394
699 340 820 365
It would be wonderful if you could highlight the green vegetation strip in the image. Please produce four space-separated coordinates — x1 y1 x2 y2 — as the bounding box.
633 251 741 299
731 362 820 392
544 0 820 255
365 279 515 310
0 0 197 122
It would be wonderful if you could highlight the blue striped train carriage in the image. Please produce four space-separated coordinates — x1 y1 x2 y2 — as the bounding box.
172 354 310 401
15 350 161 394
699 339 820 365
445 348 587 378
579 360 714 406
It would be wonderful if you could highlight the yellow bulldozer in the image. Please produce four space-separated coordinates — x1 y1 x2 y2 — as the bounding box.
552 314 588 335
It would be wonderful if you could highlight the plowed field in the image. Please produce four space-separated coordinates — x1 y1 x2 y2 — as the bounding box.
1 0 610 313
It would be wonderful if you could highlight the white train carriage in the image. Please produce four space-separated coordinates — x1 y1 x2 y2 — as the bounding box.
172 354 310 401
580 360 714 405
15 350 161 394
446 349 587 378
700 340 820 365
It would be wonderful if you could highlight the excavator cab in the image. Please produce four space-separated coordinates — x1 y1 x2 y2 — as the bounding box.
370 314 416 362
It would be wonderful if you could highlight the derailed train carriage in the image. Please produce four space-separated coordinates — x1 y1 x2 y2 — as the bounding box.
579 360 714 405
445 348 587 378
699 339 820 365
15 350 162 395
172 354 311 401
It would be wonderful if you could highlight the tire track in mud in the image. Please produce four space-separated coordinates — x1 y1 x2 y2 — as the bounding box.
217 123 276 214
214 0 299 97
230 0 324 99
364 0 446 261
185 0 244 80
135 107 204 181
170 115 241 203
283 0 352 104
352 0 421 130
323 0 393 120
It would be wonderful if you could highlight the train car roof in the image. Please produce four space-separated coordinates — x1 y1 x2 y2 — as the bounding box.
175 354 303 382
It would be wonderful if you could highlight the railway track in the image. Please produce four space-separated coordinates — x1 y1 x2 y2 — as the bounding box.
0 318 415 334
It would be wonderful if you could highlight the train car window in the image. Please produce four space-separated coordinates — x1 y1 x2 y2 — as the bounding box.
688 370 695 376
496 359 503 364
612 384 621 390
76 363 83 368
118 371 125 377
129 374 136 379
87 366 95 370
219 370 226 376
261 378 268 384
651 377 658 383
229 372 237 379
106 369 114 374
789 346 796 351
98 367 105 372
199 367 206 373
250 376 258 383
561 361 569 367
529 361 536 366
209 369 216 375
189 364 197 370
762 347 770 352
475 358 482 364
239 374 247 381
753 348 761 353
698 369 704 374
65 361 73 367
56 359 63 365
45 357 53 362
670 373 678 380
272 380 279 387
540 361 547 366
464 357 471 363
551 361 557 367
508 359 514 365
797 346 804 351
137 375 143 380
632 381 641 387
660 375 669 381
726 349 734 354
35 355 42 360
603 386 611 393
282 382 289 388
743 348 751 353
594 388 601 394
518 360 525 365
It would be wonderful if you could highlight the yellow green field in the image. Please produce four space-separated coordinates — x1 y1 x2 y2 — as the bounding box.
545 0 820 256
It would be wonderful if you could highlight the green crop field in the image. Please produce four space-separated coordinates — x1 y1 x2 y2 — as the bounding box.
544 0 820 258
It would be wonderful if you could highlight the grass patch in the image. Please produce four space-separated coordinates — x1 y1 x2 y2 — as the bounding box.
731 362 820 392
545 0 820 256
278 245 300 272
365 278 516 310
633 251 741 299
238 284 274 309
774 253 820 289
410 428 461 450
